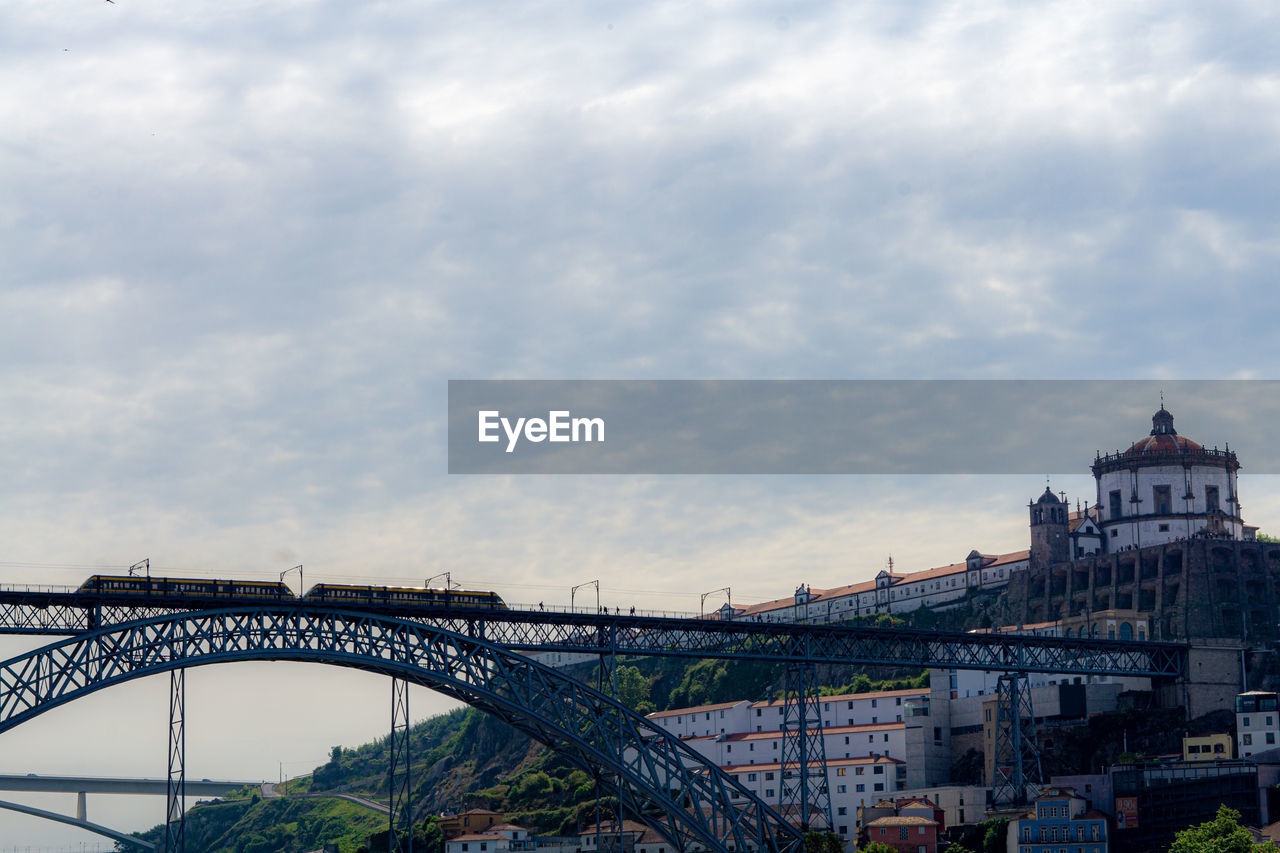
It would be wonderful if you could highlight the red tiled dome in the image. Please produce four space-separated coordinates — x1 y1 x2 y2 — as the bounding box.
1119 408 1203 457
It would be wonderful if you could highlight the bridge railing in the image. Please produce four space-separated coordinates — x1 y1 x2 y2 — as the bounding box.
507 602 702 619
0 583 78 594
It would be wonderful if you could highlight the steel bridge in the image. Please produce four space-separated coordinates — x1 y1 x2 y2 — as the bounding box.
0 586 1186 852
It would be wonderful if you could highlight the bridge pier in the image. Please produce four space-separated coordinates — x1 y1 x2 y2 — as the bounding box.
389 677 413 852
780 663 832 832
76 790 86 821
991 672 1042 808
166 667 185 853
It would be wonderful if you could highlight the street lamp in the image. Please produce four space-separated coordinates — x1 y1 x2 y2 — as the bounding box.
700 587 731 618
280 565 304 595
572 580 599 613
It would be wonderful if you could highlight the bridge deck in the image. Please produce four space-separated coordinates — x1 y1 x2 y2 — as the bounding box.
0 587 1184 677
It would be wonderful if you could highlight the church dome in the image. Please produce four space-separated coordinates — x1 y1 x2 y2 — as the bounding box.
1036 486 1062 504
1119 408 1203 457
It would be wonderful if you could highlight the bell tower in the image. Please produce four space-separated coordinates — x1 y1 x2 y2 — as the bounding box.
1029 485 1070 568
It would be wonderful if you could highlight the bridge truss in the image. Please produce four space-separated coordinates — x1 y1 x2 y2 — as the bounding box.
0 607 806 853
0 590 1186 850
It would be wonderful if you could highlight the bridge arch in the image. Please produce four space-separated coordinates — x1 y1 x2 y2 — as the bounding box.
0 607 803 853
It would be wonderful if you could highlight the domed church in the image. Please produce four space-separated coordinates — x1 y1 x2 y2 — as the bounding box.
1091 407 1244 549
1012 406 1276 645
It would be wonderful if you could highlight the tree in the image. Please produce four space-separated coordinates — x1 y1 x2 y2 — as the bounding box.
1169 805 1278 853
614 665 654 713
943 843 976 853
860 842 898 853
803 831 844 853
980 817 1010 853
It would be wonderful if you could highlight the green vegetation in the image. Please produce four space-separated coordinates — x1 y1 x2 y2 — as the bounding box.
818 671 928 697
1170 805 1278 853
858 842 898 853
803 831 845 853
979 818 1010 853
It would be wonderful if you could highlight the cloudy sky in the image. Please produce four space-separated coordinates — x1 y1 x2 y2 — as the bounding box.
3 0 1280 845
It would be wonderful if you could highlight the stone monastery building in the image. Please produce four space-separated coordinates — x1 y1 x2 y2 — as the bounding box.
727 406 1272 644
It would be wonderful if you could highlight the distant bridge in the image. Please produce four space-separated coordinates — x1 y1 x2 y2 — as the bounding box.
0 773 255 796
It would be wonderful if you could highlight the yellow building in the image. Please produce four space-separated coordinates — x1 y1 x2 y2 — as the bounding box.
1182 733 1233 761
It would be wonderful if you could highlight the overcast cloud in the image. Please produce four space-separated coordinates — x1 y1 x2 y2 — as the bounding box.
3 0 1280 844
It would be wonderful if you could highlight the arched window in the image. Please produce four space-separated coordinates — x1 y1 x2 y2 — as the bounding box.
1119 622 1133 641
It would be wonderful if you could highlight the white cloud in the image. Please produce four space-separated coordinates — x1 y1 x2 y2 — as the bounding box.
3 0 1280 841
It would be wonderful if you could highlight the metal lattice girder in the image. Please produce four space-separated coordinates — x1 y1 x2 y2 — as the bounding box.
0 590 1184 678
0 607 805 853
991 673 1042 808
166 668 185 853
778 664 831 831
390 678 412 853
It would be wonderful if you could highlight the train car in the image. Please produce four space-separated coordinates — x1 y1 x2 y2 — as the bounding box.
302 583 506 609
78 575 295 600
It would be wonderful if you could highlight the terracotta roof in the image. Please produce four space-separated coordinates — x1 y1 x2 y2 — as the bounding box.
751 688 926 708
866 816 937 827
989 549 1030 565
578 820 649 837
719 722 905 741
898 798 939 809
450 834 507 843
647 701 747 720
458 809 503 816
1069 510 1100 532
733 591 830 618
1035 787 1080 799
721 755 902 773
487 824 528 833
811 579 878 600
1122 433 1203 457
894 561 971 583
972 620 1061 634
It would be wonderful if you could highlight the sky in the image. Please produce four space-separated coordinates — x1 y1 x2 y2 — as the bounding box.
3 0 1280 845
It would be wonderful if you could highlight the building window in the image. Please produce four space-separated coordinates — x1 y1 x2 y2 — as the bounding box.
1244 734 1253 745
837 807 847 816
1158 523 1170 532
1154 485 1171 515
1207 485 1220 512
1109 490 1122 520
1268 733 1276 745
900 828 909 840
